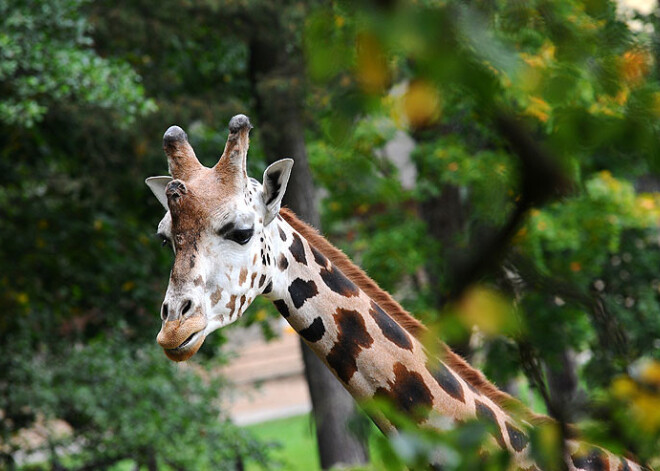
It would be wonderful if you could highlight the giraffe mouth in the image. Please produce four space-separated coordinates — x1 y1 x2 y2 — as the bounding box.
164 330 205 362
175 331 200 350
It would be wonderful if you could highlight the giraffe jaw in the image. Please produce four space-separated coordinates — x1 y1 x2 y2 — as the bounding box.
207 311 241 331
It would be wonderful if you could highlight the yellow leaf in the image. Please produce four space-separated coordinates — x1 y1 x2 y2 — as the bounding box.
513 226 527 243
524 96 551 123
535 421 563 469
637 195 656 211
458 286 517 336
611 376 636 400
635 392 660 432
520 53 545 69
403 80 442 129
638 359 660 387
284 324 296 335
16 292 29 305
122 281 135 292
519 41 555 70
620 49 651 87
588 95 623 117
539 42 556 62
614 87 629 106
256 309 268 322
610 369 660 433
356 33 389 94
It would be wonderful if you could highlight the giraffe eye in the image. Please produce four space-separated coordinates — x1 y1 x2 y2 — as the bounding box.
158 233 171 248
226 228 254 245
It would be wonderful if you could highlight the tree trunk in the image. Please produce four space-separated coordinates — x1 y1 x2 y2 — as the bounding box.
248 20 369 469
546 349 584 424
146 453 158 471
419 183 466 306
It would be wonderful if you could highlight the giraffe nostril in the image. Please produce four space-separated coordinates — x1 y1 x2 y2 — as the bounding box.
181 299 192 317
161 303 169 321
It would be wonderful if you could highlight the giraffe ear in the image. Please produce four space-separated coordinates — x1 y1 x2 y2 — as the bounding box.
262 159 294 226
146 176 173 210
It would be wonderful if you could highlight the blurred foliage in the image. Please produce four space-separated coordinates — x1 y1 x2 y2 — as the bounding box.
3 333 269 469
0 0 270 469
0 0 155 127
302 0 660 467
2 0 660 469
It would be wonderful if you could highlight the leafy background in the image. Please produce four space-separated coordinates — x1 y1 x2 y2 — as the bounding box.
1 0 660 469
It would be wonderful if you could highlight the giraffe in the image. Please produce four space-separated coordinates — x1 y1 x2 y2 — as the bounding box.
145 114 647 471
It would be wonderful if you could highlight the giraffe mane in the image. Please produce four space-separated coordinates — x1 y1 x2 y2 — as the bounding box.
279 208 555 428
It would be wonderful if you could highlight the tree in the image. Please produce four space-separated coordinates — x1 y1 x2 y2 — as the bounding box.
3 0 660 469
0 0 153 128
303 0 660 467
0 1 272 469
247 2 370 467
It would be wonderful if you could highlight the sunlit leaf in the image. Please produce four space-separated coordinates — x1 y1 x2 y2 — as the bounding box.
457 286 519 336
403 79 442 129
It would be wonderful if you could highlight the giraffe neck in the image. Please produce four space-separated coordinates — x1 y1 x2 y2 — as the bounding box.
260 211 646 471
262 212 534 465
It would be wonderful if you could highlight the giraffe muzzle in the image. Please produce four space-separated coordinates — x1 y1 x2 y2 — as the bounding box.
157 315 207 362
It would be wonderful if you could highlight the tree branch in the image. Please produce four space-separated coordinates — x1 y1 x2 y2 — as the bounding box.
445 111 572 302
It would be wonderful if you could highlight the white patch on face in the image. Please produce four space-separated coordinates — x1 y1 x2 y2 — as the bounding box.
199 205 269 333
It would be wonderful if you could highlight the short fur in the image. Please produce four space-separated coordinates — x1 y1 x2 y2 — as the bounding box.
280 208 553 427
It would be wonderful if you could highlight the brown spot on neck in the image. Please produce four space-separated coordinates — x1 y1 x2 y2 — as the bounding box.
505 422 529 453
289 232 307 264
280 207 552 427
326 308 374 384
280 209 423 337
428 361 465 403
278 253 289 271
475 400 506 449
368 301 413 351
375 362 433 422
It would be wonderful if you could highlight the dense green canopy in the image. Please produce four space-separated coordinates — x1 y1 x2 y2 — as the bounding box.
1 0 659 469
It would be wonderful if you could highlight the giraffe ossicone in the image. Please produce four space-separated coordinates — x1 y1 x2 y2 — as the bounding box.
146 115 647 471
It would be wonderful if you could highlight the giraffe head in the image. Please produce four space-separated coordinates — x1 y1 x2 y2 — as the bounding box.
146 115 293 361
